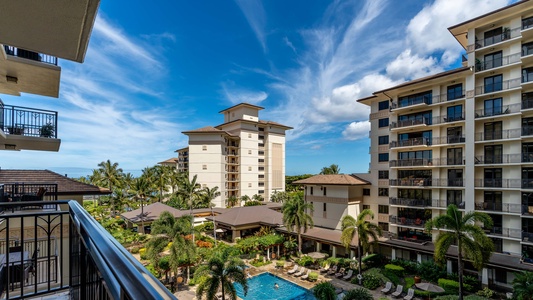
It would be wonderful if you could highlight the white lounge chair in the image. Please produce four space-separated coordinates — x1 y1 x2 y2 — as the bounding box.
381 282 392 294
301 270 311 280
319 263 330 273
403 288 414 300
391 285 403 298
335 268 345 278
342 269 353 281
327 265 338 276
287 265 299 274
294 267 306 277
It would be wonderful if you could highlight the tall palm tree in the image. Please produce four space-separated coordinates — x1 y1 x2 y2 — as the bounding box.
179 174 201 243
252 194 264 202
226 195 238 208
282 193 313 255
425 204 494 300
195 251 248 300
203 186 221 244
97 160 124 215
512 271 533 300
340 209 383 285
319 164 340 175
130 176 151 232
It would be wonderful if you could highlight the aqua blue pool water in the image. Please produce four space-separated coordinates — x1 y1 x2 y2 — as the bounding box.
234 272 315 300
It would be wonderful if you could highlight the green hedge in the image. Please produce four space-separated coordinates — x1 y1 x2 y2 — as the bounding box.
384 264 405 277
437 278 472 294
362 273 381 290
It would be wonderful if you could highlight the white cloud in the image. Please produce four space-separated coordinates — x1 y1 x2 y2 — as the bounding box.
342 121 370 140
385 49 443 81
222 83 268 105
234 0 267 52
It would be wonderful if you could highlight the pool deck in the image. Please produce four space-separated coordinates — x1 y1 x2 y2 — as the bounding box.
174 260 405 300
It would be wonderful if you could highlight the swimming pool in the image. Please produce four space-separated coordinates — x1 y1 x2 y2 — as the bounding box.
234 272 315 300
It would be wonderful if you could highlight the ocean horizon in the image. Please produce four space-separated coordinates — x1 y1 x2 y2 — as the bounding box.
1 167 143 179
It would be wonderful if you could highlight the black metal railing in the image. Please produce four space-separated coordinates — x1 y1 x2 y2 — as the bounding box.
0 102 58 139
474 78 521 95
468 27 521 51
389 198 432 207
474 154 522 164
389 178 432 187
474 103 519 118
389 216 428 227
474 202 522 213
0 201 175 299
474 178 521 188
474 128 521 141
3 45 57 66
475 53 520 72
1 183 58 203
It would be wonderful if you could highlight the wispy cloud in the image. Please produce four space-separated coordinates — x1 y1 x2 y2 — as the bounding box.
234 0 267 52
222 82 268 105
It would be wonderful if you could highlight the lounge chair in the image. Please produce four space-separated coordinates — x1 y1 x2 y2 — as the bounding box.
319 263 330 273
403 288 414 300
335 268 345 278
326 265 338 276
391 285 403 298
301 270 311 280
287 265 299 274
381 282 392 294
342 269 353 280
294 267 306 277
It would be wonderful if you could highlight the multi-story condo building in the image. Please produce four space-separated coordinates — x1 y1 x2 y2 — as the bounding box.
0 2 175 299
359 0 533 289
180 103 292 207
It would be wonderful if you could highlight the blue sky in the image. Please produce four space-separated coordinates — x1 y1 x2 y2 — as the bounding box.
0 0 513 176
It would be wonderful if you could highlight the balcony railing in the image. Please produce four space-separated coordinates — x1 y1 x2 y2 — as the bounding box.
389 178 432 187
474 128 521 141
474 103 519 118
474 78 521 96
0 102 58 139
389 157 465 167
468 27 521 51
432 178 464 187
523 99 533 110
474 154 522 164
0 183 58 203
473 178 522 188
389 216 427 228
475 202 522 213
475 53 521 72
3 45 58 66
524 126 533 137
389 197 432 207
0 200 175 299
483 227 521 238
390 137 430 148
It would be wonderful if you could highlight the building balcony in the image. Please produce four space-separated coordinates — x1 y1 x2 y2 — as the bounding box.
468 27 521 52
389 157 464 168
1 183 58 202
483 227 521 239
389 178 431 187
431 199 465 209
474 103 520 118
389 197 432 207
474 154 522 165
474 128 521 141
474 78 521 96
390 114 465 130
389 216 427 228
475 52 521 72
474 202 522 213
0 200 175 299
474 178 523 189
390 95 435 110
3 45 57 65
523 231 533 242
432 178 464 187
390 137 430 148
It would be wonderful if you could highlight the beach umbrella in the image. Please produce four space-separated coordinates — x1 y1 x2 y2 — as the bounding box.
415 282 444 300
306 252 326 259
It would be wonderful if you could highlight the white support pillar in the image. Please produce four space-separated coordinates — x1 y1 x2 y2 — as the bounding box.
350 250 355 259
417 253 422 264
447 260 453 274
267 247 270 261
481 268 489 287
316 242 322 252
391 248 396 260
277 245 280 257
332 246 337 258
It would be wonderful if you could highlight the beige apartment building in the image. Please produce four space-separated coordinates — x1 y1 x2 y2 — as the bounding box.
180 103 292 207
359 0 533 289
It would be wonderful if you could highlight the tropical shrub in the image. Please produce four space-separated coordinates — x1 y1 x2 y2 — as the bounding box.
438 278 471 294
512 271 533 300
343 288 373 300
384 264 405 277
139 248 148 260
309 272 319 281
276 260 285 268
130 246 141 254
362 253 387 268
145 263 159 278
244 200 262 206
196 240 213 248
362 273 381 290
313 282 337 300
463 275 481 292
391 259 418 274
297 255 314 266
416 261 447 283
476 287 493 298
249 257 271 267
382 268 401 285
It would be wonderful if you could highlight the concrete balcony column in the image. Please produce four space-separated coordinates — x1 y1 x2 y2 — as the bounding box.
316 241 322 252
447 260 453 273
332 246 337 258
391 248 396 260
417 253 422 263
482 268 489 287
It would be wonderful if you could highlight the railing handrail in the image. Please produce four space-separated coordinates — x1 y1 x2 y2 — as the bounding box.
69 200 176 300
3 45 58 66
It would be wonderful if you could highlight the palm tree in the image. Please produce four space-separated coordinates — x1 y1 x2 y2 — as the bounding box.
226 195 239 208
425 204 494 300
179 174 201 243
312 281 336 300
195 252 248 300
203 186 221 244
512 271 533 300
340 209 382 285
270 191 289 203
282 193 313 255
252 194 264 202
130 176 151 232
319 164 340 175
97 160 124 215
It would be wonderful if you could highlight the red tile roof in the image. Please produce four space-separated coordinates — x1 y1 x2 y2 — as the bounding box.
293 174 370 186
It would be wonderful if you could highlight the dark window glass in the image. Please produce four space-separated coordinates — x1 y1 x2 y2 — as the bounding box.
378 222 389 232
378 170 389 179
484 98 503 116
483 27 503 46
378 135 389 145
447 148 463 165
484 122 502 140
523 67 533 83
378 205 389 214
447 127 463 144
447 190 463 207
484 145 503 164
523 42 533 57
447 84 463 100
310 187 313 195
523 92 533 109
484 168 503 187
446 105 463 121
523 143 533 162
398 110 432 126
378 153 389 162
378 100 389 111
398 90 432 107
363 205 370 210
522 168 533 189
323 187 326 196
323 203 327 211
523 16 533 30
523 117 533 136
448 169 463 187
484 74 503 93
363 189 370 196
378 188 388 197
378 118 389 128
482 51 502 71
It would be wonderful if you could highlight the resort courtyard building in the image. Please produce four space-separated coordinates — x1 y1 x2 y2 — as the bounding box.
358 0 533 290
180 103 292 207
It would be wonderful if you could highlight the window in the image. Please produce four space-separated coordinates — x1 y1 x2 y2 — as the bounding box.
484 98 503 116
323 203 327 212
484 191 502 210
378 188 388 197
448 169 463 187
483 27 503 46
378 135 389 145
484 168 502 187
523 92 533 110
258 151 264 155
258 159 264 163
248 150 252 154
378 118 389 128
378 153 389 162
258 143 264 147
447 84 463 100
523 168 533 189
310 187 313 195
378 100 389 110
397 150 432 163
258 190 264 194
484 121 502 140
446 105 463 121
447 190 463 207
484 145 503 164
248 166 252 171
202 145 207 151
482 51 502 71
398 130 432 146
523 42 533 57
323 187 327 196
248 133 252 138
378 170 389 179
523 16 533 30
248 183 252 187
258 182 264 187
447 148 463 165
202 165 207 170
258 174 265 179
258 167 264 171
398 90 432 107
523 67 533 83
398 110 432 126
523 143 533 162
398 189 431 201
378 205 389 214
447 126 463 143
363 189 370 196
484 74 503 93
524 117 533 136
363 205 370 210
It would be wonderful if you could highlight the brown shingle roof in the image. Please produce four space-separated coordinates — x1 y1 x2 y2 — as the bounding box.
122 202 225 223
0 169 110 195
276 226 359 248
206 205 283 227
158 157 178 165
293 174 370 186
218 103 265 113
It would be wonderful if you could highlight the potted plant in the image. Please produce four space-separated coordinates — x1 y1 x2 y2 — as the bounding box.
40 123 55 138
